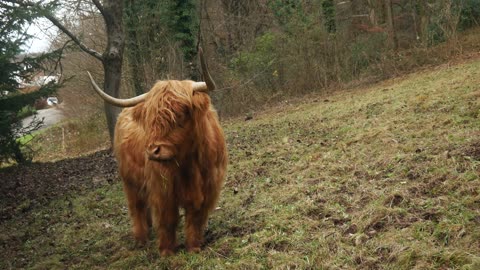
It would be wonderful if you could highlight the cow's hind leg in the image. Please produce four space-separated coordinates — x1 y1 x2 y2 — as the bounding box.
185 207 210 253
123 181 149 245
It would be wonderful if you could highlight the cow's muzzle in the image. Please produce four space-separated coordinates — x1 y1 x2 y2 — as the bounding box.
146 143 175 161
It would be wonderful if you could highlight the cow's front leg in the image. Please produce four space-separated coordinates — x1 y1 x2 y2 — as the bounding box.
154 202 179 256
123 181 149 245
185 207 209 253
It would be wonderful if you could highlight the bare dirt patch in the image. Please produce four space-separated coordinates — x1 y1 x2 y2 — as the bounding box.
0 150 118 222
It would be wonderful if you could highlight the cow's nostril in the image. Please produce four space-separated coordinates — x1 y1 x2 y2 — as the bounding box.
147 143 175 161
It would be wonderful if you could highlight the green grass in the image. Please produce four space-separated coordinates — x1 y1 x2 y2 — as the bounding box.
2 59 480 269
16 128 47 146
16 133 36 145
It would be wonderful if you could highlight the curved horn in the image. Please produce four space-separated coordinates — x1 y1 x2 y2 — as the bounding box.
194 47 216 92
87 71 147 107
192 81 207 91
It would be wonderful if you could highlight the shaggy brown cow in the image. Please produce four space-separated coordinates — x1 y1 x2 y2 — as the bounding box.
87 51 227 256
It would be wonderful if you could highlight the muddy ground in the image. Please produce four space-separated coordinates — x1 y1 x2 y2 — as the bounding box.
0 150 118 223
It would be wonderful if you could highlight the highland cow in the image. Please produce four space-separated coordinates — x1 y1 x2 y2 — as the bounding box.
87 50 227 256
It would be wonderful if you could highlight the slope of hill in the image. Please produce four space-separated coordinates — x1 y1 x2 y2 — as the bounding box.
1 58 479 269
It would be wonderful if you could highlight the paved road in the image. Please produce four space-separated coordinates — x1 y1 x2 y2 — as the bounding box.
22 107 65 131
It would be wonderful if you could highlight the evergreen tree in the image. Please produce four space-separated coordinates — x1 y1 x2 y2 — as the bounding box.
167 0 198 64
0 2 60 164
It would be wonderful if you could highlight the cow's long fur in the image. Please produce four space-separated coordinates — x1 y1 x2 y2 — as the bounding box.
114 80 227 255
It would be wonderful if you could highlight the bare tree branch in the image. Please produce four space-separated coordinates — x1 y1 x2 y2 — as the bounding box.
91 0 107 19
44 13 103 61
6 0 103 61
50 39 73 80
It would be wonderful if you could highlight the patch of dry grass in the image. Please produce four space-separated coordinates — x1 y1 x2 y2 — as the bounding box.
1 58 479 269
30 111 110 162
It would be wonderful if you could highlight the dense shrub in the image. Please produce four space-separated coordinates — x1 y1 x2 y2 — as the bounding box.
459 0 480 30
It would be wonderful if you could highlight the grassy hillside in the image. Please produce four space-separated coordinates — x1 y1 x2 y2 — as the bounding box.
1 58 479 269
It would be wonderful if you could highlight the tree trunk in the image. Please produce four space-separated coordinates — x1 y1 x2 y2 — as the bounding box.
125 0 146 96
102 0 125 141
367 0 376 25
385 0 398 50
366 0 381 25
335 0 353 41
417 0 430 45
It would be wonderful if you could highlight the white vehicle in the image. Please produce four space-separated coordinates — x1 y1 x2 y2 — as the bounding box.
47 97 59 106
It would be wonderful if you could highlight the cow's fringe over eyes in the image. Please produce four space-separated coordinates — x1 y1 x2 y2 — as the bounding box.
143 80 194 139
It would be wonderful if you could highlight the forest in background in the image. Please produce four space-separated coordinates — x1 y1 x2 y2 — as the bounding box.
2 0 480 164
52 0 480 118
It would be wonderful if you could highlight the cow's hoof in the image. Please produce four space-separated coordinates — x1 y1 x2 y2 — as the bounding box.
134 240 147 248
134 234 147 245
133 230 148 246
160 249 175 257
